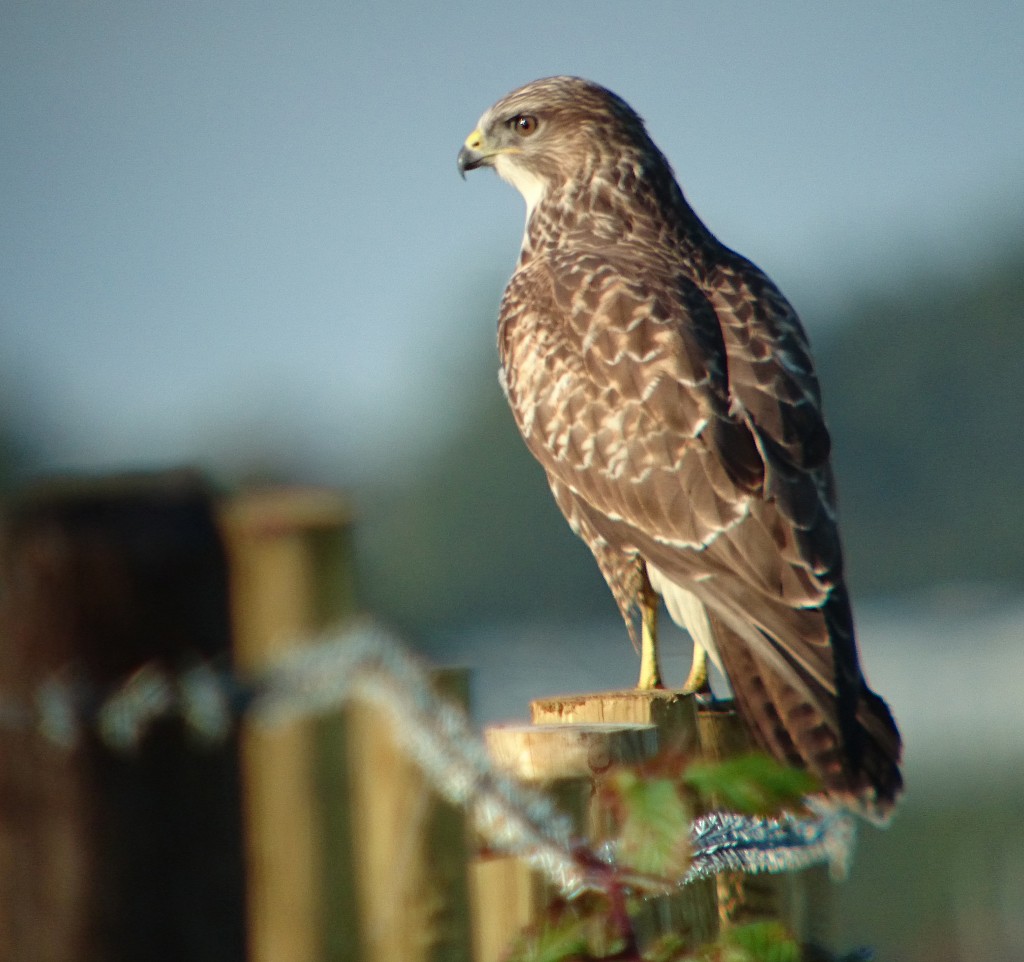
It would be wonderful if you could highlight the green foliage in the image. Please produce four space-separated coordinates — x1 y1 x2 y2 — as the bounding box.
507 908 803 962
603 768 692 880
504 751 832 962
505 910 591 962
504 898 625 962
715 922 801 962
651 917 802 962
682 753 819 817
594 751 813 889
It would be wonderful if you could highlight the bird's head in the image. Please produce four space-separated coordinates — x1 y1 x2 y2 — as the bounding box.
458 76 654 215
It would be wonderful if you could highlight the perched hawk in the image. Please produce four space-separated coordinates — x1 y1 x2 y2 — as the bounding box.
458 76 902 817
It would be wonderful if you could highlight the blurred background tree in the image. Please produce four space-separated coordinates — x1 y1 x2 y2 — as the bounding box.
819 238 1024 597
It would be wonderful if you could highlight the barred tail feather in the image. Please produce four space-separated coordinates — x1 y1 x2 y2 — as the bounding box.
706 611 902 822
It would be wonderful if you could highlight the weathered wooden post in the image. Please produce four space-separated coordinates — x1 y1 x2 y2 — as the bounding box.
0 476 479 961
471 719 665 962
343 667 473 962
220 487 356 962
533 689 720 949
471 689 720 961
0 471 248 962
221 487 474 962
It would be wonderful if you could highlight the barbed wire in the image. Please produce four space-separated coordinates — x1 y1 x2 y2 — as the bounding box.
0 620 855 896
686 802 855 883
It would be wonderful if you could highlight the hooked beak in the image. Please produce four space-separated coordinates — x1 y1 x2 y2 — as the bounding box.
457 128 489 179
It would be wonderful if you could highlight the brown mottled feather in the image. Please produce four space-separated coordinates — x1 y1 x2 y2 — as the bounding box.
467 76 902 816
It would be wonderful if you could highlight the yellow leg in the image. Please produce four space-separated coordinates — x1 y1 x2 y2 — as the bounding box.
682 645 708 694
637 581 663 689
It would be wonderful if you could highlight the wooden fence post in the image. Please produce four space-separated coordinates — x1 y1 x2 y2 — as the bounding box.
219 487 357 962
532 690 720 951
471 689 723 960
471 719 665 962
221 487 474 962
0 471 248 962
344 668 473 962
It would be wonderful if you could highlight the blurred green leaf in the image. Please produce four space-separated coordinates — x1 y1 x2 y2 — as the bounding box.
505 912 590 962
682 753 819 816
643 933 690 961
504 896 630 962
607 769 692 880
726 922 801 962
644 921 803 961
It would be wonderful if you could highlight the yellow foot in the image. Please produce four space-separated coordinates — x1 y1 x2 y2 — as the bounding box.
681 645 708 694
637 580 663 689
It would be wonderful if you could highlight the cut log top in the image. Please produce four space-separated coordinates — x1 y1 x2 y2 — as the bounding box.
532 687 701 756
484 722 659 780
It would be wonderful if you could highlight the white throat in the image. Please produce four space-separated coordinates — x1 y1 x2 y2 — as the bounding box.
493 154 547 221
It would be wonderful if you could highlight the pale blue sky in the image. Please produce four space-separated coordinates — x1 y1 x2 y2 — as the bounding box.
2 0 1022 480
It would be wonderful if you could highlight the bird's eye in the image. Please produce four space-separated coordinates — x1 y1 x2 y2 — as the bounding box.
510 114 538 136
